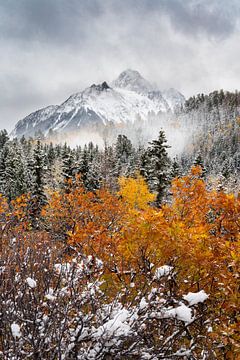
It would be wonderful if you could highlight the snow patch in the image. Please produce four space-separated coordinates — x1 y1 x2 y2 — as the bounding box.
154 265 173 279
95 308 131 338
183 290 209 306
166 303 193 323
26 277 37 288
11 323 21 338
45 288 56 301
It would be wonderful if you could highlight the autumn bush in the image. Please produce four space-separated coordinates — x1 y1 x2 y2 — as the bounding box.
118 168 240 353
0 168 239 358
1 237 220 359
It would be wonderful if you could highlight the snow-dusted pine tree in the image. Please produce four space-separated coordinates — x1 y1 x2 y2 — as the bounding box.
146 130 171 206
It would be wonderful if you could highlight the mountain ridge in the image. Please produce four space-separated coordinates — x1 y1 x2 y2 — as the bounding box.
11 70 185 138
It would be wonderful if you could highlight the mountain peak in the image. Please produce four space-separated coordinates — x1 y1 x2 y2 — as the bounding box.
118 69 143 80
90 81 110 92
11 70 185 139
111 69 155 93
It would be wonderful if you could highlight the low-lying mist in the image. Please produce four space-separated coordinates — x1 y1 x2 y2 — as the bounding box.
47 112 194 158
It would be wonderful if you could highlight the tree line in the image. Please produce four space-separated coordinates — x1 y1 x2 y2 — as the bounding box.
0 130 183 208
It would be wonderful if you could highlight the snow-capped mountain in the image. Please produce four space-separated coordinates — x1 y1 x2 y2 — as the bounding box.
111 69 156 93
11 70 185 138
162 88 186 111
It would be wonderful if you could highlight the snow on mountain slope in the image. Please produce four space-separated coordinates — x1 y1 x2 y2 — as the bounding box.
11 70 185 138
11 105 58 138
59 82 169 125
162 88 185 111
111 69 155 93
112 70 184 111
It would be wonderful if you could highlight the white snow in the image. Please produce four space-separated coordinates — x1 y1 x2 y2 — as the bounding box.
162 88 185 111
45 288 56 301
11 105 58 138
54 263 71 273
10 237 16 245
139 297 148 310
166 303 193 323
26 277 37 288
111 69 156 93
95 258 103 269
95 308 132 338
54 85 170 131
11 323 21 338
183 290 209 306
154 265 173 279
175 304 193 323
174 349 192 357
11 69 185 138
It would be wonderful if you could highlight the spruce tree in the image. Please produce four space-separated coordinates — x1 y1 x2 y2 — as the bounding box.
0 141 28 200
114 135 134 177
31 140 47 225
100 143 116 190
146 130 171 206
193 153 206 178
85 162 100 192
77 146 89 188
61 143 75 188
170 157 181 179
0 130 9 149
140 149 151 179
0 144 9 197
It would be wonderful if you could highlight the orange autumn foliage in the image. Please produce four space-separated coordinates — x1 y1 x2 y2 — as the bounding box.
10 169 237 352
43 179 124 265
117 167 239 350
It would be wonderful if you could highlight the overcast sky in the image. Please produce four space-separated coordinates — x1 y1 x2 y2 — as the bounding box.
1 0 240 131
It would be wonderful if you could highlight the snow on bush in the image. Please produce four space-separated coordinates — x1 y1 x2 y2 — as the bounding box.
11 323 21 338
45 288 56 301
183 290 209 306
166 303 193 324
94 307 132 338
0 244 217 359
154 265 173 279
26 277 37 288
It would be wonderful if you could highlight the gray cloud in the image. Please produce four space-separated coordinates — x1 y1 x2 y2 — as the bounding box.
0 0 101 44
0 0 240 131
159 0 240 39
1 0 239 44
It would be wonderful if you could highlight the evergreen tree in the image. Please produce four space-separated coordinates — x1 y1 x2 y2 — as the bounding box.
61 143 75 188
85 162 100 192
0 143 9 196
114 135 134 177
0 141 27 200
170 157 181 179
193 153 206 178
0 130 9 149
99 143 116 190
140 149 151 179
31 140 47 225
84 144 101 192
77 146 89 187
146 131 171 206
46 142 55 168
115 135 133 162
